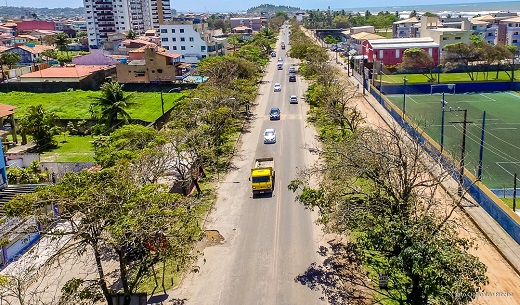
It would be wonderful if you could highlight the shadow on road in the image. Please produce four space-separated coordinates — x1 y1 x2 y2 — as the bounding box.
294 240 373 305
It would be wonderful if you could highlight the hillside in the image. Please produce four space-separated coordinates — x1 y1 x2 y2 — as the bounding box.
247 4 302 15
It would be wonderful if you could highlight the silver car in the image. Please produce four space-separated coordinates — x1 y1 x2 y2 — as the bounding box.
263 129 277 144
274 83 282 92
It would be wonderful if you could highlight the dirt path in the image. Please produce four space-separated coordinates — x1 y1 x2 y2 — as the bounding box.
301 27 520 304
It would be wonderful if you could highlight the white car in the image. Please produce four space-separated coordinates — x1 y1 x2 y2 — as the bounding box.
263 129 277 144
290 95 298 104
278 57 283 63
289 66 296 73
274 83 282 92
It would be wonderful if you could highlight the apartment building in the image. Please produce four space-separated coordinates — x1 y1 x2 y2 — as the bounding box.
420 16 471 52
229 17 265 32
83 0 172 48
159 17 226 64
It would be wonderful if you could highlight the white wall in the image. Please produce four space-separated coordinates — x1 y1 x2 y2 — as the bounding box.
159 24 208 62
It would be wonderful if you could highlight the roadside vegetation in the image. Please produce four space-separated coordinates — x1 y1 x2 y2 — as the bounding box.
0 20 281 305
287 21 488 305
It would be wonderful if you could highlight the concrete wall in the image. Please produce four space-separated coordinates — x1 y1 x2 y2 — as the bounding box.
6 153 40 168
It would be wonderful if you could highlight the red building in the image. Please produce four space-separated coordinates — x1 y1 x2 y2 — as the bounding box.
362 37 440 66
17 20 55 31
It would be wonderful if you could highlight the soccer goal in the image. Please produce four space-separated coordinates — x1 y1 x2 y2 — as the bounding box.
430 84 456 95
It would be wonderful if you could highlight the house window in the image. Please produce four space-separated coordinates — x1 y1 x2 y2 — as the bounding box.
172 38 176 41
164 46 169 50
201 46 206 51
455 37 461 40
161 37 168 42
514 40 518 43
151 70 155 73
172 46 177 50
379 50 383 58
181 46 186 50
171 29 175 33
157 69 163 73
396 50 400 58
180 37 185 41
180 29 184 33
442 37 448 40
135 71 145 76
189 37 194 41
160 29 167 33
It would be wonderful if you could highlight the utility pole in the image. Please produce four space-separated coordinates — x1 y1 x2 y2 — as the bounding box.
449 108 472 196
403 77 408 116
514 173 517 212
477 111 486 181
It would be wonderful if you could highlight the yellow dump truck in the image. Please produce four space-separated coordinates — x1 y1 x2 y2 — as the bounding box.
250 157 275 196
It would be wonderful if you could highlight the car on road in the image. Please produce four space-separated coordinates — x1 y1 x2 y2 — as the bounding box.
289 66 296 73
273 83 281 92
290 95 298 104
289 75 296 82
271 51 276 57
269 107 281 120
263 129 277 144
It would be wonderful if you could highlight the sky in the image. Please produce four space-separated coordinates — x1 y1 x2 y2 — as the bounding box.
8 0 514 11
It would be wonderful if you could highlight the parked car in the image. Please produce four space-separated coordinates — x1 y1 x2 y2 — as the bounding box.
263 129 277 144
269 107 281 120
290 95 298 104
273 83 282 92
289 75 296 82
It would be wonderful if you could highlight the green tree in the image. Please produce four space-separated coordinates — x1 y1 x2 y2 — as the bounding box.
0 51 21 69
91 81 136 131
409 10 418 18
289 126 488 305
443 42 478 80
93 124 161 168
126 29 137 39
3 165 202 305
399 48 437 82
54 32 71 55
275 11 289 20
56 53 72 66
422 12 438 17
18 104 60 150
227 33 241 51
7 160 49 184
41 49 58 64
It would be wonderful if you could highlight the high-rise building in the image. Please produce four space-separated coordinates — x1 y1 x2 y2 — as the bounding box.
84 0 172 48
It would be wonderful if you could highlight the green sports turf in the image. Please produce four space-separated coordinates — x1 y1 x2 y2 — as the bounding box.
385 91 520 189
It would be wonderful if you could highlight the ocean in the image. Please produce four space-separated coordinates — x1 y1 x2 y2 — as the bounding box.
339 1 520 18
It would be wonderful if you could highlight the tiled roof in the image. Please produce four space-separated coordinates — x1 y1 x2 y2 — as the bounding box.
0 46 10 53
20 65 111 79
0 104 16 117
157 51 181 59
351 32 385 40
17 45 55 54
394 17 419 24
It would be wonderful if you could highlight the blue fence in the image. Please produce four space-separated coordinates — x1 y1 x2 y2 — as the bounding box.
369 84 520 245
379 81 520 95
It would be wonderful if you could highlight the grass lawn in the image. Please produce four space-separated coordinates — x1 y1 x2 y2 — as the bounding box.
500 198 520 211
1 90 186 122
381 70 519 84
40 135 96 162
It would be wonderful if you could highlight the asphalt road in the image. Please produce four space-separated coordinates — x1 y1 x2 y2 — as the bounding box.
170 26 326 305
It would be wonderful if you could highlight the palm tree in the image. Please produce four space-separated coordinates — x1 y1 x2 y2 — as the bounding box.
0 52 21 69
41 49 57 64
54 33 71 55
92 81 136 131
126 30 137 39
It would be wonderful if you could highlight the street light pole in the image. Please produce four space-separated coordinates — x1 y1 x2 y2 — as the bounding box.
403 77 408 116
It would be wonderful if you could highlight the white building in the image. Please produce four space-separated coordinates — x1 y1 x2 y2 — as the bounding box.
83 0 172 48
159 17 226 64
